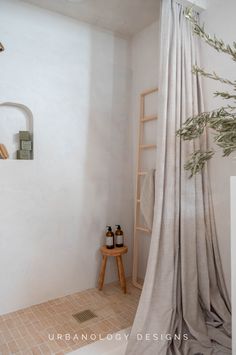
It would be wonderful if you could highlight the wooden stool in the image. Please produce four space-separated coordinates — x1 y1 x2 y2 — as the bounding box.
98 246 128 293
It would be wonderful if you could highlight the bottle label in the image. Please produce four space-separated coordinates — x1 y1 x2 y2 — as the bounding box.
106 236 113 247
116 235 124 245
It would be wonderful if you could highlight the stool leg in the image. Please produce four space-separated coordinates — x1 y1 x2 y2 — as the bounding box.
98 255 107 290
116 256 121 282
117 255 126 293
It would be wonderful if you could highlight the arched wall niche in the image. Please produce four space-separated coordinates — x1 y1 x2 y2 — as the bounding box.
0 102 34 160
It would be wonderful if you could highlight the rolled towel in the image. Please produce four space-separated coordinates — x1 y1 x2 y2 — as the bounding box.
0 144 9 159
140 169 155 230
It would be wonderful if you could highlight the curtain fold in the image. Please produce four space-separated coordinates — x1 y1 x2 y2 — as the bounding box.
125 1 231 354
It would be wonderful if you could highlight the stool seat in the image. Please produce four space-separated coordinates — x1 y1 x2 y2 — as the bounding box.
100 245 128 256
98 246 128 293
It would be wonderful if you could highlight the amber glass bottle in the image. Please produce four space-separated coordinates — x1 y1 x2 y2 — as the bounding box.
106 226 114 249
115 225 124 247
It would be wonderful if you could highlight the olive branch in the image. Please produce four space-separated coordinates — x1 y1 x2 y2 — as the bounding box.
177 8 236 177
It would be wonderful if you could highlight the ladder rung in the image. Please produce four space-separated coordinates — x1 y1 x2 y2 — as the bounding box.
138 171 147 176
141 115 158 122
141 87 158 96
136 226 151 233
140 144 156 149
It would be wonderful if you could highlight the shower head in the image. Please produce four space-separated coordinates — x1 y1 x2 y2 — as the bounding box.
0 42 4 52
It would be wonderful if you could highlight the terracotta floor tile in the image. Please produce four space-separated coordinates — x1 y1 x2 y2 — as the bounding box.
10 327 22 340
63 336 77 348
30 332 44 345
0 333 6 345
24 335 37 348
38 343 51 354
21 350 33 355
0 280 140 355
2 328 14 343
69 342 84 351
54 338 68 351
46 340 61 353
5 318 17 330
7 340 20 353
31 346 42 355
17 325 28 338
15 338 29 352
0 343 10 355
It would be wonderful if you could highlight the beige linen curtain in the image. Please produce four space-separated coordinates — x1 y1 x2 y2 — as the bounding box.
126 0 231 354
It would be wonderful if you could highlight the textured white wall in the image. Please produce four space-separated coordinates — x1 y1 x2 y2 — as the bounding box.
0 0 133 314
129 20 159 280
200 0 236 296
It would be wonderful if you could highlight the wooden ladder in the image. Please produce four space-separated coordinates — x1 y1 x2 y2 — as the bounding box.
132 87 158 289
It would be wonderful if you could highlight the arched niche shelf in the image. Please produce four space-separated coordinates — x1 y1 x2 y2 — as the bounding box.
0 102 34 160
